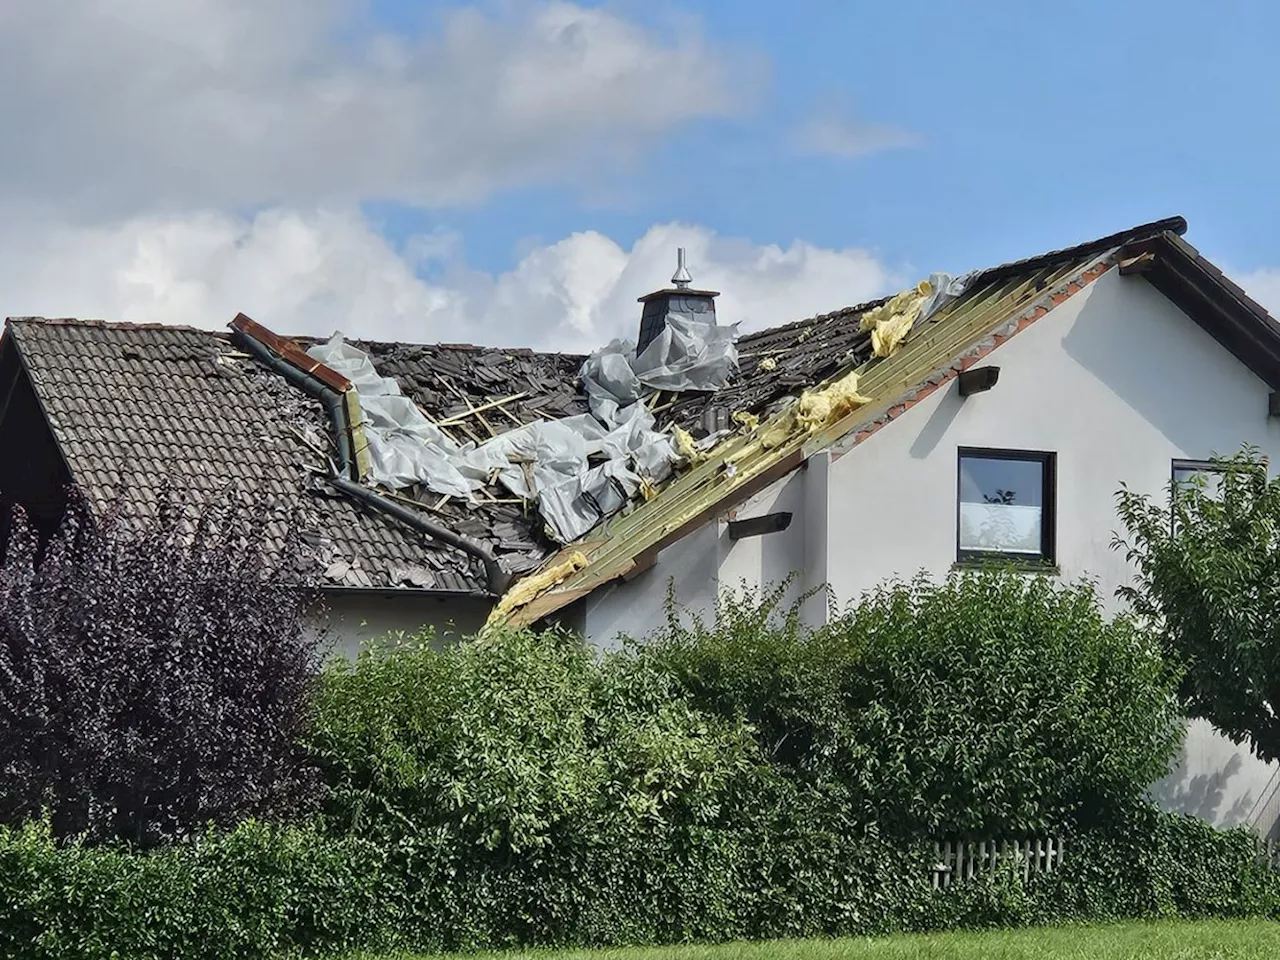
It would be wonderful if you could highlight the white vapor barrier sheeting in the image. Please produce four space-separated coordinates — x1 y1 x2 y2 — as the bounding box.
581 314 739 427
306 330 722 543
919 270 977 324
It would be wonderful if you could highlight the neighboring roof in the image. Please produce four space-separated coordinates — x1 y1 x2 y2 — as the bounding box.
9 214 1278 615
2 319 491 592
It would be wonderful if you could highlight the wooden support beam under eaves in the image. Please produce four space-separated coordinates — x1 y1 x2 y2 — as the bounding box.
958 366 1000 397
727 511 793 540
1118 251 1157 275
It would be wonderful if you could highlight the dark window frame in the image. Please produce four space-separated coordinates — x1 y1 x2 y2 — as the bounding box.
1171 458 1222 486
1170 458 1240 534
955 446 1057 565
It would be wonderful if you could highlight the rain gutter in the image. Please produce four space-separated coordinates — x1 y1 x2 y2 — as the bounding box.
230 319 511 595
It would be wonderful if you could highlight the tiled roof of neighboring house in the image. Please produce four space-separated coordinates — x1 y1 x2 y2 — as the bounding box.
12 213 1270 616
3 319 488 592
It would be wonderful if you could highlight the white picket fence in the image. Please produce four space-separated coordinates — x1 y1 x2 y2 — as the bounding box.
930 838 1065 890
1257 838 1280 869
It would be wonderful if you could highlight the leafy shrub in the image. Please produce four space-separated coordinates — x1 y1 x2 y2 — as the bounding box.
302 574 1189 951
0 490 318 846
1115 444 1280 762
308 626 769 950
0 819 395 960
1033 803 1280 924
2 564 1252 955
643 571 1184 839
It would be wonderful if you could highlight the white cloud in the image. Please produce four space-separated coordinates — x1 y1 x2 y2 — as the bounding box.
0 1 748 219
0 208 897 354
0 3 893 355
795 100 919 159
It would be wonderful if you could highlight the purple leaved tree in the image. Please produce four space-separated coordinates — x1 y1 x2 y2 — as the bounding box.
0 487 319 846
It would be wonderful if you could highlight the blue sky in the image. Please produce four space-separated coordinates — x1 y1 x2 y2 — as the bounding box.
1 1 1277 349
366 0 1280 278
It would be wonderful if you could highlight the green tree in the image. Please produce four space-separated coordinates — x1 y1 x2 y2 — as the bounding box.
1114 444 1280 762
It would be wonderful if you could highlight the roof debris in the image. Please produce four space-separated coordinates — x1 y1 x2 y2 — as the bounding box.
485 549 589 630
483 217 1198 627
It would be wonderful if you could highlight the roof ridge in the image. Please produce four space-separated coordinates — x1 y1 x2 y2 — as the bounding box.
6 316 227 337
736 216 1188 345
973 215 1186 285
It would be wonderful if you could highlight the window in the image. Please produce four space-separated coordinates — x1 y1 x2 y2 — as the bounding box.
1172 459 1225 500
957 448 1056 563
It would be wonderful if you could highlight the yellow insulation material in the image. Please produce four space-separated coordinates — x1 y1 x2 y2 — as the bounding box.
486 551 589 628
796 369 872 433
727 368 872 468
859 278 934 358
733 410 760 431
673 425 704 463
757 356 777 371
757 413 795 450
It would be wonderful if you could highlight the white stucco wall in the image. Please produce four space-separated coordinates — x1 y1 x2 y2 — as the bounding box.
582 455 829 649
823 268 1280 602
589 266 1280 833
307 590 492 662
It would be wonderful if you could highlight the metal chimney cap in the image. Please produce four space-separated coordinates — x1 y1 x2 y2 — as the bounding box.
671 247 693 289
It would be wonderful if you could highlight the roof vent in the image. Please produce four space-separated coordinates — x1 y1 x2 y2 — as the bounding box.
636 248 719 357
671 247 693 288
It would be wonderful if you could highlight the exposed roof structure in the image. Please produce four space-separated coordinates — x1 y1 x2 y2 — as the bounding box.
5 214 1278 616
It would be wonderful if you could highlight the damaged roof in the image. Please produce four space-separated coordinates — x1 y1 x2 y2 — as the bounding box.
8 214 1268 612
2 319 509 591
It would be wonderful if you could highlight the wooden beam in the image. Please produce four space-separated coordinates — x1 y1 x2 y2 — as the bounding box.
728 511 793 540
1118 251 1156 276
435 392 529 427
228 313 352 393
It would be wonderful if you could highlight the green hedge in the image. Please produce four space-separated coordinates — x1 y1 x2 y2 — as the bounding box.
5 810 1279 959
0 820 395 960
642 572 1184 838
0 571 1269 957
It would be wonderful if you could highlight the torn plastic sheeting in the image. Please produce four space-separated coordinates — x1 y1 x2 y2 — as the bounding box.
580 314 739 428
538 460 640 545
306 333 679 544
306 335 479 498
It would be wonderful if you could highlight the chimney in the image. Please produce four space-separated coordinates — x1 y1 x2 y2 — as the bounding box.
636 248 719 356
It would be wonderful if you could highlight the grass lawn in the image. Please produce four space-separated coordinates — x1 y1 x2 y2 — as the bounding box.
353 919 1280 960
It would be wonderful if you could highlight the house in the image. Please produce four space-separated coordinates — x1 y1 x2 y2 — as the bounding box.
3 215 1280 834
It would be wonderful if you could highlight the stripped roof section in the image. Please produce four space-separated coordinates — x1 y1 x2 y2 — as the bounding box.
493 218 1195 626
665 216 1191 436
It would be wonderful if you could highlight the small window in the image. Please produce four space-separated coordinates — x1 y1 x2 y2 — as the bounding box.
1172 459 1225 500
957 448 1056 563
